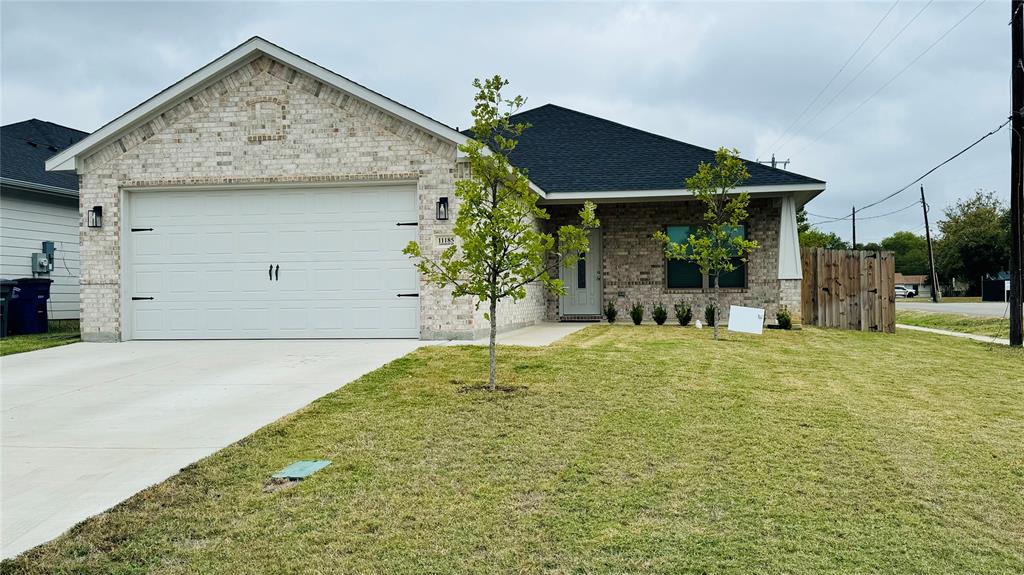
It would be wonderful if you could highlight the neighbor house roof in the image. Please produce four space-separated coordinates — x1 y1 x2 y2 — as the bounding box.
2 119 88 195
46 36 472 173
895 273 928 284
465 104 825 201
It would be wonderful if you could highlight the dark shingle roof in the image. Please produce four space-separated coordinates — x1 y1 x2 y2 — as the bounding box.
464 104 824 194
1 119 89 192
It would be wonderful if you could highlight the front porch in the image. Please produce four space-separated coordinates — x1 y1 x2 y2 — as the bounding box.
544 197 802 325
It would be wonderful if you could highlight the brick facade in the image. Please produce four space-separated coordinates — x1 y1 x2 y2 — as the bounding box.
543 198 797 325
74 50 798 342
75 54 513 341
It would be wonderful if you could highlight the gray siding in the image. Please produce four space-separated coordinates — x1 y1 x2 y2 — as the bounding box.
0 188 80 320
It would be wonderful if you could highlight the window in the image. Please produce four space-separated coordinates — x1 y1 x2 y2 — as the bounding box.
665 225 702 289
718 225 747 289
665 224 748 289
577 256 586 289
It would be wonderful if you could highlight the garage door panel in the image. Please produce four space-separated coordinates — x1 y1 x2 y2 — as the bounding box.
126 186 419 339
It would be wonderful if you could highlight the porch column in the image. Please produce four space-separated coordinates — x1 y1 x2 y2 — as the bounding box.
778 195 803 323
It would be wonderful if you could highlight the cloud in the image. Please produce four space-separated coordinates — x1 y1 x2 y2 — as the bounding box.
0 0 1009 242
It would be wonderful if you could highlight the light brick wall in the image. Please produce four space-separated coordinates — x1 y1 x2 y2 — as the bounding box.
544 198 794 325
77 54 482 341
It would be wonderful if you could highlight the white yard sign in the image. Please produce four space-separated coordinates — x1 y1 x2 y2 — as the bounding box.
727 305 765 335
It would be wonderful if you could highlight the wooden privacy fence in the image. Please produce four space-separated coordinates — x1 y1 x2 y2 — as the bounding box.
800 247 896 333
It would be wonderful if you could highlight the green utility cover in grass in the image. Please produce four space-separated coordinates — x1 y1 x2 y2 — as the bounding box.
272 460 331 480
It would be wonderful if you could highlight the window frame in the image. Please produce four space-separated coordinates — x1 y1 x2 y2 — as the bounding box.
663 223 750 291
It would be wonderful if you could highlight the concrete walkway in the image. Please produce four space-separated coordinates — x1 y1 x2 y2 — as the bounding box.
453 321 594 347
897 323 1010 346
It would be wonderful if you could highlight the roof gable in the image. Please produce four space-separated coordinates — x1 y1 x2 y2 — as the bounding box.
47 37 470 173
1 119 88 191
479 104 824 195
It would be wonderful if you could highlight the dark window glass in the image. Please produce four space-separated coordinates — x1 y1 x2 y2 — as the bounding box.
665 226 702 289
718 225 747 288
577 256 586 289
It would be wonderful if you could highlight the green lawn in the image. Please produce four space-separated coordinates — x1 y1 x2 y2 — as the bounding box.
0 322 80 356
3 326 1023 574
897 309 1010 339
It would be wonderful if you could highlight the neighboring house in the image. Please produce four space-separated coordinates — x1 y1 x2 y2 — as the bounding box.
1 119 89 320
46 37 825 342
894 273 931 298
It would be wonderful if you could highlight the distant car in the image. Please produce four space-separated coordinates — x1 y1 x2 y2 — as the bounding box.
895 285 916 298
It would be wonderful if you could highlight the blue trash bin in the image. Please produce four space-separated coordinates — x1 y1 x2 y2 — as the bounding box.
9 278 53 335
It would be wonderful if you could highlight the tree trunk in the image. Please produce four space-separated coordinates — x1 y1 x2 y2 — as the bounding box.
712 274 720 341
488 296 497 391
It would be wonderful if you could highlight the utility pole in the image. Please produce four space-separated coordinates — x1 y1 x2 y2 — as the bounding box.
1010 0 1023 346
756 154 791 170
851 206 857 249
921 185 940 303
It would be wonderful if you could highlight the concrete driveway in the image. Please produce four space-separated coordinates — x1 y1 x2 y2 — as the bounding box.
896 300 1017 317
0 339 421 559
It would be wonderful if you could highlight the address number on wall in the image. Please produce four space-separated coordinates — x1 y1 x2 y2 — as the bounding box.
437 235 455 246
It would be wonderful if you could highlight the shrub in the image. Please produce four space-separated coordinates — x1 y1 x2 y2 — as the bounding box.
704 303 717 327
777 307 792 330
630 302 644 325
652 302 668 325
674 301 693 326
604 301 618 324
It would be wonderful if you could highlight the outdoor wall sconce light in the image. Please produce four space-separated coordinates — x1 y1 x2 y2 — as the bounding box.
436 197 449 221
87 206 103 228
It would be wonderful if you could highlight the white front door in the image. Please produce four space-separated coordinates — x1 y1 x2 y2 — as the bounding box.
123 185 420 339
560 229 602 316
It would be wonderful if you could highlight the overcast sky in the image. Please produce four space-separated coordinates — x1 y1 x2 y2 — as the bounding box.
0 1 1010 242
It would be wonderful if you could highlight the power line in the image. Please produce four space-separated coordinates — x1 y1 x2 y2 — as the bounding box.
795 0 986 156
807 199 920 225
806 116 1011 224
856 116 1010 213
765 0 900 155
775 0 932 154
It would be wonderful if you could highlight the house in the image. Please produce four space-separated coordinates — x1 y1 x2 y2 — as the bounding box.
45 37 825 342
1 119 89 320
894 273 931 298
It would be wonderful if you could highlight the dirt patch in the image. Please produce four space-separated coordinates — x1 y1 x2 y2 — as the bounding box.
262 477 302 493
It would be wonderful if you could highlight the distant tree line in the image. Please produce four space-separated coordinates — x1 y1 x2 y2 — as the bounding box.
798 190 1013 294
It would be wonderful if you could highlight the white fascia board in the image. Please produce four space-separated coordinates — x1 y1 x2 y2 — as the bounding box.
539 183 826 203
47 37 470 172
0 177 79 199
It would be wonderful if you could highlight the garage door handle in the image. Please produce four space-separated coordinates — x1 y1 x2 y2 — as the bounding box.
396 222 418 226
269 264 273 281
396 293 419 297
275 265 280 281
131 297 154 301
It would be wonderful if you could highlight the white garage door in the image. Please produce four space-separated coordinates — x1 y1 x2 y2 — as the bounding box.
124 186 420 339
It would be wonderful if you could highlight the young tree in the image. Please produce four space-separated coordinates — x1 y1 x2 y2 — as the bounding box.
654 148 759 340
403 76 598 391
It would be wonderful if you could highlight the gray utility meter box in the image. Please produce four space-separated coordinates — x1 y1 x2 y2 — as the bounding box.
31 253 51 274
32 241 56 274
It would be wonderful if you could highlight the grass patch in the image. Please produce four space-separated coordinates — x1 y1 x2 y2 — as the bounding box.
897 310 1010 339
0 321 80 356
3 326 1023 574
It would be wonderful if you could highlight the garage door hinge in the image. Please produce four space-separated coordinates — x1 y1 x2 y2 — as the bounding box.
131 296 155 301
130 228 154 232
396 222 418 226
396 293 419 297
